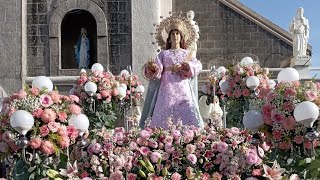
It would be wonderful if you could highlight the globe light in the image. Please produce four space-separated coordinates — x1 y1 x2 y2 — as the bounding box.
10 110 34 135
120 69 131 78
219 80 229 95
84 82 97 95
240 57 254 66
117 86 127 100
246 76 260 90
91 63 104 72
135 85 145 93
277 68 300 83
294 101 319 128
243 110 264 133
69 114 89 136
32 76 53 92
267 79 276 89
217 66 227 74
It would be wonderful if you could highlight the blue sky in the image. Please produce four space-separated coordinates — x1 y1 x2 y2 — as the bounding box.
240 0 320 75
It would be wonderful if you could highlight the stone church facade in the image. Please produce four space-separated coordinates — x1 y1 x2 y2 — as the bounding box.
0 0 311 94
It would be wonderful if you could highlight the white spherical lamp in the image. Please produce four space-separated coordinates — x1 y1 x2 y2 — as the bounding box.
243 110 264 133
10 110 34 135
240 57 254 66
120 70 130 78
246 76 260 90
217 66 227 74
119 83 127 90
84 82 97 95
69 114 89 136
294 101 319 128
117 87 127 100
267 80 276 89
219 80 229 95
32 76 53 92
135 85 145 93
91 63 104 72
277 68 300 83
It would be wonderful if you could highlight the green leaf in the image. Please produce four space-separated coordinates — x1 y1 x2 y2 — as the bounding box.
309 159 320 169
309 168 319 178
298 159 305 166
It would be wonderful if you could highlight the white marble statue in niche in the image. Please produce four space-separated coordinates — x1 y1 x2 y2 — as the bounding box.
187 10 200 58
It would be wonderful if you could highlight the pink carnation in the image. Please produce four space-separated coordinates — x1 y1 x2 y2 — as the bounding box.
68 104 82 115
294 135 304 144
59 136 70 148
57 126 68 137
40 94 53 107
41 109 56 123
139 130 151 140
29 137 42 149
150 151 162 163
67 126 78 140
57 112 67 122
49 91 61 103
139 146 150 156
88 142 102 154
39 125 50 137
47 122 60 132
32 108 43 118
30 87 40 96
40 140 55 155
281 116 296 130
217 142 228 153
69 95 80 103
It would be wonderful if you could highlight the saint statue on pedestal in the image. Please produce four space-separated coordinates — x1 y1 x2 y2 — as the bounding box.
74 28 90 69
289 7 309 58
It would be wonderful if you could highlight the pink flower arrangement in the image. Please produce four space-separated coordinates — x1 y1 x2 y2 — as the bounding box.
0 87 81 156
73 70 144 129
260 80 320 149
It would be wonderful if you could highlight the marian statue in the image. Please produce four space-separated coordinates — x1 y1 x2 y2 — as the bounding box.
74 28 90 69
289 7 309 58
140 14 203 129
187 10 200 58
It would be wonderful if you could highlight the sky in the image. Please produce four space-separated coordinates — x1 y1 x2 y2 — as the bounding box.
240 0 320 77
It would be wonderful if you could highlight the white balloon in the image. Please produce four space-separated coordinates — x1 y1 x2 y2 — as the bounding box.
217 66 227 74
10 110 34 135
201 84 208 94
294 101 319 128
135 85 145 93
32 76 53 91
277 68 299 83
267 80 276 89
246 76 260 90
117 87 127 100
243 110 264 133
219 80 229 95
84 82 97 95
240 57 254 66
69 114 89 136
91 63 104 72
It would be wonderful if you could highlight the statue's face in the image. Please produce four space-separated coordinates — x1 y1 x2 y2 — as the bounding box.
297 8 304 17
170 30 181 44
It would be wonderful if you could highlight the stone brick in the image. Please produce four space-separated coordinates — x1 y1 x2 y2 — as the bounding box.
38 3 47 14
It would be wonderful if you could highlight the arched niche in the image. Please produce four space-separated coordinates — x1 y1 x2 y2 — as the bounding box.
61 10 97 69
49 0 108 76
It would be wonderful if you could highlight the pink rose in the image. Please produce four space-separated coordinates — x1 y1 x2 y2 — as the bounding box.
230 127 240 135
139 146 150 156
172 130 181 140
67 126 78 140
246 149 258 165
164 143 174 154
171 172 182 180
305 90 317 101
217 142 228 153
186 144 196 154
187 154 197 165
109 170 123 180
68 95 80 103
148 140 158 148
88 142 102 154
59 136 70 148
40 94 53 107
49 91 61 103
139 130 151 140
68 104 82 115
127 173 137 180
29 137 42 149
39 125 50 137
150 151 162 163
40 140 55 155
57 126 68 137
41 109 56 123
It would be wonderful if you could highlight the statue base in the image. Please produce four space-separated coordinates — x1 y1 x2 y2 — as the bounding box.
290 55 311 79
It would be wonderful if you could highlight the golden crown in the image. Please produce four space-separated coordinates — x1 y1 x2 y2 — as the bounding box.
154 13 196 49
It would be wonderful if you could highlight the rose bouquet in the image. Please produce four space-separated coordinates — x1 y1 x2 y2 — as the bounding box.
73 70 143 129
0 86 81 179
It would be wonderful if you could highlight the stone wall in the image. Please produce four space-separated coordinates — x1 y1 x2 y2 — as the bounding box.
173 0 293 71
0 1 23 93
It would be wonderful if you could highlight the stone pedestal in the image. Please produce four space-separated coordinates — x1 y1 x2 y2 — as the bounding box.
290 56 311 79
